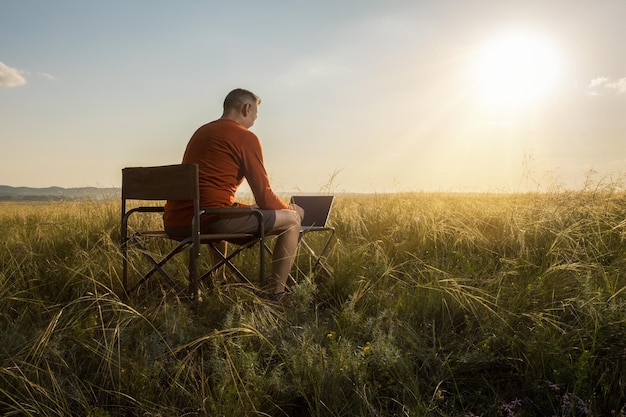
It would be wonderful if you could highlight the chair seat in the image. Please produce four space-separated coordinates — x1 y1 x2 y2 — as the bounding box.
136 231 170 238
135 230 256 243
199 233 255 242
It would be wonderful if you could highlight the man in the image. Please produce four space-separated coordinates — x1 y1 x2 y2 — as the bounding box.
163 88 304 301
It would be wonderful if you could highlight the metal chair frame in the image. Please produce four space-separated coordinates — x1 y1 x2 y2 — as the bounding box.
263 225 335 285
121 164 265 303
298 226 335 277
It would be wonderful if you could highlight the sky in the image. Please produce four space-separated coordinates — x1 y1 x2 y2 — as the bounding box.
1 0 625 193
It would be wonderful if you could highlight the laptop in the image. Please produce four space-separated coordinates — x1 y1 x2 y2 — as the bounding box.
290 195 334 230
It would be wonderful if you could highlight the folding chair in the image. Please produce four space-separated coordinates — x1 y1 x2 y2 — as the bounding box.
289 196 335 278
121 164 265 303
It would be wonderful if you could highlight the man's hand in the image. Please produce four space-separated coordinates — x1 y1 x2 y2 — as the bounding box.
290 203 305 221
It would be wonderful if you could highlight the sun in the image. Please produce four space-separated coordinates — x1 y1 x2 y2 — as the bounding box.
473 32 562 110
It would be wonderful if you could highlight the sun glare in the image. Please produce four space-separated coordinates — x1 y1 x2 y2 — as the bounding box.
473 32 562 110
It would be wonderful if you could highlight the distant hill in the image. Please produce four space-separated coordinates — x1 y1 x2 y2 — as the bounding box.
0 185 119 201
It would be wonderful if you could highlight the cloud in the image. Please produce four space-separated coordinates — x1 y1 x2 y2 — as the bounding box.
607 78 626 93
36 72 56 81
588 76 626 95
0 61 27 87
588 77 608 88
21 70 57 81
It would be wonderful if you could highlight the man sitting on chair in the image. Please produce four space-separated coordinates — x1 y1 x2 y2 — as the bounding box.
163 88 304 301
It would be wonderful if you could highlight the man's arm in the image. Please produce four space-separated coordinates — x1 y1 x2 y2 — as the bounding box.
241 134 290 210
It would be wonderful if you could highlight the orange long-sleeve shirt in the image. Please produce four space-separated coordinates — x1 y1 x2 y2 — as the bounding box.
163 119 289 227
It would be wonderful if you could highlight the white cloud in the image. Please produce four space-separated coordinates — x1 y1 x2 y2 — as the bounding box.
588 77 608 88
36 72 56 81
588 76 626 95
607 77 626 93
0 61 27 87
21 70 57 81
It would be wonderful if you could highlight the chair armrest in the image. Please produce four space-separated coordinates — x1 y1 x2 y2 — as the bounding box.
127 206 165 215
121 206 166 244
201 207 258 216
122 205 165 226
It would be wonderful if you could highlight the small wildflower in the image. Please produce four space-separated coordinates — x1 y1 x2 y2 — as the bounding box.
576 397 591 415
501 398 523 417
560 392 591 416
326 331 335 340
435 389 444 401
363 342 371 353
546 380 560 391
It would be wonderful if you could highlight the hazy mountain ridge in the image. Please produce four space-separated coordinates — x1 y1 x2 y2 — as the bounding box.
0 185 119 201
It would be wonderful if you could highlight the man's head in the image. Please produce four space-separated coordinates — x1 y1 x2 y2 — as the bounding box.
222 88 261 128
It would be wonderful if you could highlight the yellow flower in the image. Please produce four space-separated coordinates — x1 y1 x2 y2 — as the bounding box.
436 389 444 400
326 332 335 339
363 342 371 353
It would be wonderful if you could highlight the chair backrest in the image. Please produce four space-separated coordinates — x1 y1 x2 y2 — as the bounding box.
122 164 199 201
120 163 202 304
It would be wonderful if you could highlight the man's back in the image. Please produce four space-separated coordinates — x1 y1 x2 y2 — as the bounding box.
163 118 287 228
184 119 255 208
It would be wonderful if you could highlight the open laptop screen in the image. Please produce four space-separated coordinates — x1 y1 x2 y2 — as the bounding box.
289 195 334 228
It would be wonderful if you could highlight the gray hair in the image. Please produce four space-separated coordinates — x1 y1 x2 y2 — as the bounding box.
223 88 261 111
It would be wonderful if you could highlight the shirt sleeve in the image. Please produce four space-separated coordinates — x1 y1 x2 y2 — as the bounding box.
240 132 290 210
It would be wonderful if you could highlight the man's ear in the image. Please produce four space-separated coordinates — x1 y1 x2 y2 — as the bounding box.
241 103 250 117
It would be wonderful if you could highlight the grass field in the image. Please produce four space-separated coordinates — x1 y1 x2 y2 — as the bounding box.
1 190 625 416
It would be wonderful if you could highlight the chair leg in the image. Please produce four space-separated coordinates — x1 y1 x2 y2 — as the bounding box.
199 243 257 287
127 236 194 303
188 246 197 301
121 240 129 298
299 237 333 277
291 229 335 279
209 241 227 281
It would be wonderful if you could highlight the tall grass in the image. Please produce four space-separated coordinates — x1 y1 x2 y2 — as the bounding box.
0 190 625 416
